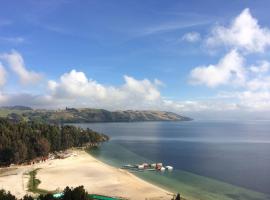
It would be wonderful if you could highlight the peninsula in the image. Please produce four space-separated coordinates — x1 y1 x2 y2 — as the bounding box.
0 106 192 123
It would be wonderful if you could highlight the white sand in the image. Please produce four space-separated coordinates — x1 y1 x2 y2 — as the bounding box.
0 150 172 200
0 166 32 197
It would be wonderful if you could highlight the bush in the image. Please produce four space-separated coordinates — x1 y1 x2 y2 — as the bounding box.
0 189 16 200
0 186 89 200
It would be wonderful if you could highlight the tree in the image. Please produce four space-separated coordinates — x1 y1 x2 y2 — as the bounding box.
71 186 88 200
0 118 108 166
62 186 72 200
13 141 28 163
36 138 51 157
62 186 88 200
0 186 90 200
0 189 17 200
38 194 55 200
0 148 14 166
21 195 34 200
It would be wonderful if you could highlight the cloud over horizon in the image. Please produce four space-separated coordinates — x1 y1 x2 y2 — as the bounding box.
0 7 270 119
47 69 163 109
0 63 7 87
187 8 270 113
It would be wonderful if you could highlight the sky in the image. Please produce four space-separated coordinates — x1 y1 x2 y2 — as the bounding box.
0 0 270 119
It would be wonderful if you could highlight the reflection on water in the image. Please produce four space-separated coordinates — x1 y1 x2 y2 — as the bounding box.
111 136 270 143
74 120 270 200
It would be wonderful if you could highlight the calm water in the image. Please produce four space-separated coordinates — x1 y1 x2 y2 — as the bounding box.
75 120 270 200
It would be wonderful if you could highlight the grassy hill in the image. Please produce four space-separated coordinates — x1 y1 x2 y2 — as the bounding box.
0 106 192 123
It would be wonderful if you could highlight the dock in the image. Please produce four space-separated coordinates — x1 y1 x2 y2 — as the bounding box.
121 162 173 172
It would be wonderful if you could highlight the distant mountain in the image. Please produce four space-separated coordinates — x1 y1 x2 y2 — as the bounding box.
1 107 192 123
1 105 33 110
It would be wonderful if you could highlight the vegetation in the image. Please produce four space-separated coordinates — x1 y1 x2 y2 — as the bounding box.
0 189 16 200
0 107 192 123
0 186 88 200
0 118 109 166
0 188 185 200
28 168 50 194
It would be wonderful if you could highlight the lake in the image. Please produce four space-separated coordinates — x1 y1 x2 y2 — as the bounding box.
75 120 270 200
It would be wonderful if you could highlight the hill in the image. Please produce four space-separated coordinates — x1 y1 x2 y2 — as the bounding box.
1 105 33 110
0 107 192 123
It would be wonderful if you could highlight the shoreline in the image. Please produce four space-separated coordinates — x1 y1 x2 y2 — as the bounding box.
0 149 173 200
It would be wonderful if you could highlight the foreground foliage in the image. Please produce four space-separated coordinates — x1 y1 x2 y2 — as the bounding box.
0 118 109 166
0 188 184 200
0 186 88 200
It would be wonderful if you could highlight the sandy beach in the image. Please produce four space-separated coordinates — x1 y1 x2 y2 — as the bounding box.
0 150 172 200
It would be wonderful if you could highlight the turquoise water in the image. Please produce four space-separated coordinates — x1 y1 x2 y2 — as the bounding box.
75 121 270 200
89 142 269 200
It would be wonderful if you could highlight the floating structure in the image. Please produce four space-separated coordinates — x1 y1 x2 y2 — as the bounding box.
166 166 173 171
122 162 173 172
88 194 123 200
53 193 123 200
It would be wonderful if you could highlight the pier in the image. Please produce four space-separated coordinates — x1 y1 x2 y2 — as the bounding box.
121 162 173 172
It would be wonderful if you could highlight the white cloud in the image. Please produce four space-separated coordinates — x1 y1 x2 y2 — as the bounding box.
247 77 270 91
206 8 270 53
163 99 238 113
48 69 106 99
0 46 269 119
199 90 270 113
182 32 201 42
45 69 270 114
249 61 270 74
0 63 7 87
187 8 270 115
230 91 270 111
0 52 167 112
188 8 270 115
0 50 42 84
0 68 270 119
46 70 163 109
244 61 270 91
190 49 245 87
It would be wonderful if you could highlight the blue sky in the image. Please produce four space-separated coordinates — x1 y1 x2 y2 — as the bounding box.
1 0 270 119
